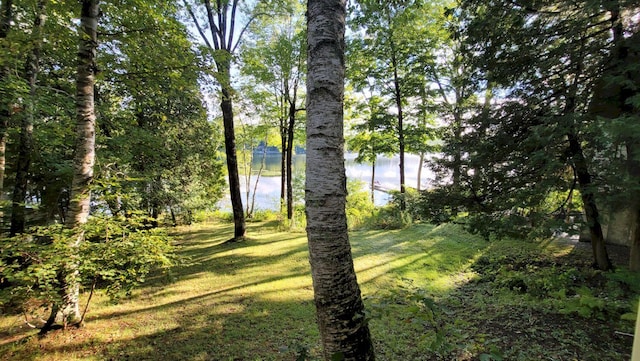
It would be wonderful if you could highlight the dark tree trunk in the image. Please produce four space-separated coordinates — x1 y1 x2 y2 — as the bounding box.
370 158 376 205
9 0 46 236
280 116 286 212
390 43 405 211
306 0 375 359
286 101 296 220
610 14 640 271
0 0 11 37
567 132 611 270
218 57 245 241
0 0 12 212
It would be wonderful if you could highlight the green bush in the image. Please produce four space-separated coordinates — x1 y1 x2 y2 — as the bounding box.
346 179 375 229
364 207 413 230
0 214 179 321
472 252 640 323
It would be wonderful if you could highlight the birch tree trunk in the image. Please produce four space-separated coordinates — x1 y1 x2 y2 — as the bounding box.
306 0 375 359
59 0 99 327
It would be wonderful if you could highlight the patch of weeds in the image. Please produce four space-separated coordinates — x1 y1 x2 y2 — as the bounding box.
365 280 463 359
278 341 314 361
471 249 640 327
363 206 413 230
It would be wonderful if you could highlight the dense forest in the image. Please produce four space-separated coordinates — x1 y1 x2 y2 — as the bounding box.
0 0 639 360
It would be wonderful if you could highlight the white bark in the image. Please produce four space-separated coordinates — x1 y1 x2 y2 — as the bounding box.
305 0 375 359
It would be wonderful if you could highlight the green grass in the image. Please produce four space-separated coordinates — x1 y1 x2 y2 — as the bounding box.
0 221 636 360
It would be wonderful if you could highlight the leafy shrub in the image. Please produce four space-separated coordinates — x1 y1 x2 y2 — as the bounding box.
471 251 640 323
0 214 179 323
364 206 413 230
346 179 375 229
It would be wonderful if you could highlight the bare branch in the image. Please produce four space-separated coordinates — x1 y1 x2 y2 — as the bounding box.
231 12 269 54
184 0 213 49
204 0 221 49
229 0 239 50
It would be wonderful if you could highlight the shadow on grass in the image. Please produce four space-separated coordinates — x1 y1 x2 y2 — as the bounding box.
9 297 320 361
4 221 632 360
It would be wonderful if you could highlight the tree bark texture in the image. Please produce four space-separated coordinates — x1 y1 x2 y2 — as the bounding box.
9 0 46 236
306 1 375 360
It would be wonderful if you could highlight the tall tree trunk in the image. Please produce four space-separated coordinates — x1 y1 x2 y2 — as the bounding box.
567 132 611 270
370 158 376 205
389 42 405 211
417 152 424 191
218 57 245 241
451 111 462 189
0 0 11 40
191 0 247 240
9 0 46 236
629 167 640 271
609 10 640 271
286 101 296 220
47 0 99 330
249 138 268 217
280 115 286 212
0 0 13 229
306 1 375 359
563 37 611 270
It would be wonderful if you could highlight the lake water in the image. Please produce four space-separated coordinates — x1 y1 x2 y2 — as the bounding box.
219 153 433 211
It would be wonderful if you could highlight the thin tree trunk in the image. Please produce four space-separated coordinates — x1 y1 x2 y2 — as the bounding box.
417 152 424 191
630 201 640 272
0 0 11 39
193 0 247 240
280 116 286 213
563 35 611 270
241 125 252 217
567 132 611 270
306 0 375 359
249 137 268 217
370 158 376 205
0 0 12 204
389 41 405 211
286 101 295 220
218 57 245 241
9 0 46 236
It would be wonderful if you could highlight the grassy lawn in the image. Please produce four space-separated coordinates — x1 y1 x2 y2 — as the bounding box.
0 221 636 360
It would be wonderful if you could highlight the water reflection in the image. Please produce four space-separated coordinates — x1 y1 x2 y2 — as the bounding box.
219 153 432 211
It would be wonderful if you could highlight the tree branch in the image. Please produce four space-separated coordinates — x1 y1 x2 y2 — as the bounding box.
229 0 239 50
184 0 213 49
204 0 221 49
231 12 269 54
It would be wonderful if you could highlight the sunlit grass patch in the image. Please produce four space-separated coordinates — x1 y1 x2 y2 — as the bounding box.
0 220 635 360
